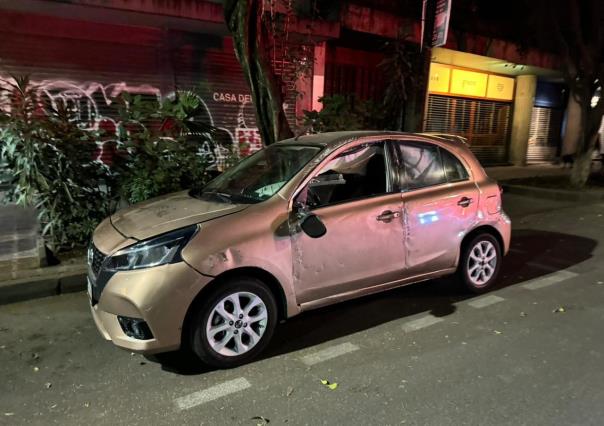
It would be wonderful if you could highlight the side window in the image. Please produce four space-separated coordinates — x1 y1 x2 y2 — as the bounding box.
300 143 387 208
394 142 446 190
441 149 469 182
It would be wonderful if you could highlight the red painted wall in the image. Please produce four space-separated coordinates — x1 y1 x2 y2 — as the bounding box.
0 10 302 163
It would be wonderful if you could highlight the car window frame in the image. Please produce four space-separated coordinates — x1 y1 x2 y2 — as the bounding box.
291 139 397 211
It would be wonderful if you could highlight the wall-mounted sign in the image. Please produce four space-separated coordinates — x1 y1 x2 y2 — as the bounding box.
428 63 515 101
428 63 451 93
213 92 252 103
486 75 515 101
449 69 488 98
432 0 452 47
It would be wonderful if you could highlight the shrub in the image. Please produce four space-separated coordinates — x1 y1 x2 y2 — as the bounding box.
111 91 238 204
0 78 238 252
302 94 387 133
0 76 110 251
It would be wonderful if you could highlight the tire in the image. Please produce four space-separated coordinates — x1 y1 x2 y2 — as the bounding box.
189 277 278 368
457 233 502 294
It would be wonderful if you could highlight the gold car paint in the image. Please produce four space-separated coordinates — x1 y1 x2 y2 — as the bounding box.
89 132 512 355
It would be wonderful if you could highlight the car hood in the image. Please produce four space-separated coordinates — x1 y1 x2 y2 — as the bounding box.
110 191 248 240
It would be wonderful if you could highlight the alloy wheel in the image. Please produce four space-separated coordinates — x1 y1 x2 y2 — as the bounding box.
467 240 497 287
205 291 268 357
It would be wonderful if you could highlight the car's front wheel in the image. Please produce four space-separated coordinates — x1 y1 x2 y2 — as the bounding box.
189 277 277 368
458 233 502 293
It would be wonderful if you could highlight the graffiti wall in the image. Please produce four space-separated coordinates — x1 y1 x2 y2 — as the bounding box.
0 76 264 167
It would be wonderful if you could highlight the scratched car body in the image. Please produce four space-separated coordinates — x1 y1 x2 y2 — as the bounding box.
89 131 511 367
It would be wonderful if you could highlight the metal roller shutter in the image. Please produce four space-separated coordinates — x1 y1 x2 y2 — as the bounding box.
425 94 511 165
0 12 307 165
527 106 562 163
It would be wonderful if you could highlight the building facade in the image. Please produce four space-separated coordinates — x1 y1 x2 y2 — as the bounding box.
0 0 567 166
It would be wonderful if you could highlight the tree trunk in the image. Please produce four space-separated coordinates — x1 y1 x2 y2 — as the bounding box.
561 88 581 156
570 151 592 187
224 0 294 146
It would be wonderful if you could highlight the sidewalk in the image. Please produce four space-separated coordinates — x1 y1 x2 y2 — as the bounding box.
485 164 570 181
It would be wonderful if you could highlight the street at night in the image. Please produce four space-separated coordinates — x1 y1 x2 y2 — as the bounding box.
2 193 604 425
2 0 604 425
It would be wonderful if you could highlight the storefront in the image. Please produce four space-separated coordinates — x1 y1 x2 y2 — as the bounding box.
527 82 566 163
424 62 515 164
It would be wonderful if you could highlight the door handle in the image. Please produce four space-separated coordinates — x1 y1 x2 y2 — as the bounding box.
457 197 473 208
377 210 400 223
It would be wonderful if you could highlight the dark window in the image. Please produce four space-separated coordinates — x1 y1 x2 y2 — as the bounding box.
392 142 446 190
301 143 387 208
441 149 469 182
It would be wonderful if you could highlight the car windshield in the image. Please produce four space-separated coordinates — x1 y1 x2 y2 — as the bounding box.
194 144 322 204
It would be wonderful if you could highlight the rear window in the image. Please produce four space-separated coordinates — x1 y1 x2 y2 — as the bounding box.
441 149 469 182
393 142 447 190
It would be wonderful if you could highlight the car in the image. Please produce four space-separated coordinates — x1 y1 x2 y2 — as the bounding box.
88 131 511 368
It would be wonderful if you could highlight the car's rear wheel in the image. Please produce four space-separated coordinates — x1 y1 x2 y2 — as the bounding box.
189 277 277 368
458 233 502 293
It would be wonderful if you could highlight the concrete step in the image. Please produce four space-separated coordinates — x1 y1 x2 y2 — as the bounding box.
0 203 45 272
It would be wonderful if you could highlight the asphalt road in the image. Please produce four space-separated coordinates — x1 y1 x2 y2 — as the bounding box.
1 194 603 426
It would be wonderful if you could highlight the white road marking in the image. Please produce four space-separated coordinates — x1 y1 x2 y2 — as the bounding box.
174 378 251 411
526 262 561 273
402 315 443 332
468 295 505 309
300 342 360 366
522 270 578 290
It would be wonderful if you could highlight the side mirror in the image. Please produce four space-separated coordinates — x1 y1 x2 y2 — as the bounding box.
300 213 327 238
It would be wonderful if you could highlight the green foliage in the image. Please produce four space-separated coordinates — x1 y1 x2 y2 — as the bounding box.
0 76 109 251
112 90 238 204
302 95 386 132
0 78 237 252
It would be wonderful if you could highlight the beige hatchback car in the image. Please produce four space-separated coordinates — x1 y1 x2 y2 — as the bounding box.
89 131 510 367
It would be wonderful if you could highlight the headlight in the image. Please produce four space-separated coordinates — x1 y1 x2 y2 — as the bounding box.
104 225 198 271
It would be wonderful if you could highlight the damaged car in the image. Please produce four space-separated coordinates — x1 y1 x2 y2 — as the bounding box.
88 131 511 368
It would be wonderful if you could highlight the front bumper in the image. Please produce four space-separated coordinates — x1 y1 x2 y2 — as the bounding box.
90 261 213 354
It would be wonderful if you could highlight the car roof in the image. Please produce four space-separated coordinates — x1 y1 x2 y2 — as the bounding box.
276 130 469 152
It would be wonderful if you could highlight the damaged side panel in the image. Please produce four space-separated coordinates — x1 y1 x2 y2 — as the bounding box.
180 197 301 317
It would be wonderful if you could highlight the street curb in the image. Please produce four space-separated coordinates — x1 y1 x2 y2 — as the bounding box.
501 184 604 202
0 264 86 305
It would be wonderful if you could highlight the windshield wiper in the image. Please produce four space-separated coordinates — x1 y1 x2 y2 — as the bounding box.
200 190 233 203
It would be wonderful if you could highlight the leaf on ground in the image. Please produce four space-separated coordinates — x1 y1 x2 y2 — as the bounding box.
44 382 52 389
250 415 270 425
553 307 566 313
286 386 294 397
520 312 527 317
320 379 338 390
493 330 502 335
